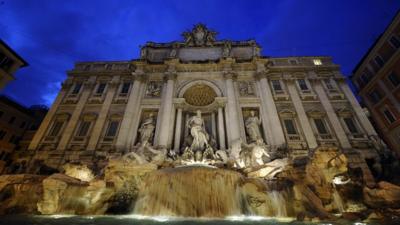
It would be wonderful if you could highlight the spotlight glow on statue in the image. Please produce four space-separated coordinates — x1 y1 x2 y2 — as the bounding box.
187 110 209 152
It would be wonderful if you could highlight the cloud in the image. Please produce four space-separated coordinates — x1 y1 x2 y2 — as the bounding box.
0 0 399 106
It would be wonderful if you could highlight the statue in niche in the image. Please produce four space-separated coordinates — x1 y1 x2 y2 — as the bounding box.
245 110 263 143
138 113 155 146
187 110 210 152
146 81 162 97
238 81 255 96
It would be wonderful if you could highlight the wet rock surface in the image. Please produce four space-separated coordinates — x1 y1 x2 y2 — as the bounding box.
0 147 399 223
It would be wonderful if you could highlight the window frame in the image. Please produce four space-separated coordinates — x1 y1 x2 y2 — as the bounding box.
382 107 397 124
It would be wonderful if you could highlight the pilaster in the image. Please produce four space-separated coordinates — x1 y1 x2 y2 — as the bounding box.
28 80 70 150
87 76 120 150
311 72 352 149
57 76 96 151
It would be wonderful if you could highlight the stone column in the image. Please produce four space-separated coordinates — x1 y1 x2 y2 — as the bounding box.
57 77 96 150
217 106 226 150
87 76 120 150
338 78 377 136
157 72 176 148
224 72 241 144
256 72 286 147
286 78 318 149
28 81 69 150
312 76 352 149
115 73 145 151
211 112 217 140
174 107 183 151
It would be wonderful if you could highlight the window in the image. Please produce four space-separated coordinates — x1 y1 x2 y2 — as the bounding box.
368 89 383 104
314 118 329 134
0 111 3 118
388 72 400 87
283 119 297 135
374 55 385 68
19 121 26 128
0 130 6 140
76 121 91 137
389 35 400 49
344 118 359 134
71 83 82 94
120 82 131 94
48 121 63 137
289 60 298 65
8 116 15 124
105 121 119 137
313 59 322 65
324 79 336 90
298 79 309 91
271 80 282 91
96 83 107 94
383 108 396 124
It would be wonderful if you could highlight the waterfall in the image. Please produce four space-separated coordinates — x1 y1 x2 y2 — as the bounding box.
133 166 244 217
268 191 288 217
332 186 345 213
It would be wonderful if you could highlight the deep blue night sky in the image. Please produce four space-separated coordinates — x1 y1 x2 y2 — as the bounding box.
1 0 399 107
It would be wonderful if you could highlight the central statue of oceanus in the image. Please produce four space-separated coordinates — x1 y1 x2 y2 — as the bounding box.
182 110 214 161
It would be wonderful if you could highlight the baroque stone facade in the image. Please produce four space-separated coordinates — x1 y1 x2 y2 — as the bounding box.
28 24 382 184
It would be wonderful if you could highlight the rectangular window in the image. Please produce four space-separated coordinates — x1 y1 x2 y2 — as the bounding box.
120 82 131 94
389 35 400 49
105 121 119 137
49 121 63 137
314 118 328 134
344 118 359 134
298 79 309 91
271 80 282 91
289 60 298 65
71 83 82 94
96 83 107 94
0 111 3 118
77 121 91 137
383 108 396 124
388 72 400 87
8 116 15 124
283 119 297 135
324 79 335 90
368 89 383 104
374 55 385 68
313 59 322 65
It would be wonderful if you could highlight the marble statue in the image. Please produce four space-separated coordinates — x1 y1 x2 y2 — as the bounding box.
187 110 210 152
242 139 270 167
222 41 231 58
245 111 263 143
138 113 155 146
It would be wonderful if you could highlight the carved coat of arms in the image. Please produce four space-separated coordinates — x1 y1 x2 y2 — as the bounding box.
182 24 217 47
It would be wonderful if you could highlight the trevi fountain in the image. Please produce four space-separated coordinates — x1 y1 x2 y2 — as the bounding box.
0 24 400 225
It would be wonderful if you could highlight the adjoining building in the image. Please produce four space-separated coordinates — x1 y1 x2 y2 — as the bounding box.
0 95 48 173
351 12 400 155
0 39 28 90
28 24 385 186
